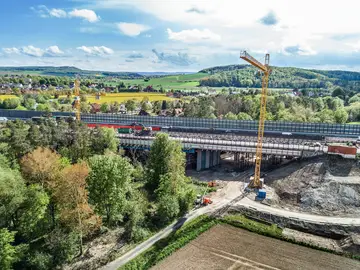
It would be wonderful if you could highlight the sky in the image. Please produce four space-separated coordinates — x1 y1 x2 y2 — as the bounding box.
1 0 360 72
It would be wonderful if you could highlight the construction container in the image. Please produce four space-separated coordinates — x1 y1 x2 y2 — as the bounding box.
328 145 357 159
118 128 133 134
257 189 266 199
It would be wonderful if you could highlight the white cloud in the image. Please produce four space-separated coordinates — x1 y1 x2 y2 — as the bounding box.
167 28 221 43
68 9 100 23
3 47 20 54
21 46 44 57
45 46 64 56
2 45 65 57
116 23 150 36
49 8 67 18
32 6 100 23
77 46 114 56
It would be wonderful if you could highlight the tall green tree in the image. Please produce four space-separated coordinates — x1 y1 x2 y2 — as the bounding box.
145 133 185 193
87 155 134 225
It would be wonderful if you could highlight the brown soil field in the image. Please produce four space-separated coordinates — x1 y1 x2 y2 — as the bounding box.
152 224 360 270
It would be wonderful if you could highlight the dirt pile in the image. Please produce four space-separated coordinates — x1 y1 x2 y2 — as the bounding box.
268 157 360 216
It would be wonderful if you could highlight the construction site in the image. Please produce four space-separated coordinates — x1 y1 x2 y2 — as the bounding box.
148 52 360 270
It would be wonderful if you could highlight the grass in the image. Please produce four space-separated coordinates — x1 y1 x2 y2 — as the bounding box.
222 214 283 238
348 122 360 125
105 73 209 90
119 215 217 270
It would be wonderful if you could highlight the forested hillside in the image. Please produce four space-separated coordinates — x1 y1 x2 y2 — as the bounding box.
199 65 360 91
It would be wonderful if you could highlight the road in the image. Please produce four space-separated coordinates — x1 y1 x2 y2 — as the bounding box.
237 197 360 225
100 172 250 270
101 172 360 270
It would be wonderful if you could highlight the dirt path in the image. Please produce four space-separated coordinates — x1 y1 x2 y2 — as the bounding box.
152 224 360 270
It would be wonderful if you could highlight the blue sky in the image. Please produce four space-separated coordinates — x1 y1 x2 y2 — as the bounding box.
1 0 360 72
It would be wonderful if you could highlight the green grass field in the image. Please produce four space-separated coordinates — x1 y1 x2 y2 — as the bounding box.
106 72 209 90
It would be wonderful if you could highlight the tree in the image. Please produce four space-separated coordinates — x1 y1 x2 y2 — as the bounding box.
23 98 36 110
334 108 348 124
237 112 252 120
156 194 180 224
0 163 26 228
2 98 20 109
145 133 185 192
100 103 109 113
36 103 52 112
0 229 23 270
224 112 237 120
88 155 134 225
20 147 62 189
90 127 119 155
55 162 101 254
332 87 345 99
80 102 91 113
125 99 137 112
17 184 49 239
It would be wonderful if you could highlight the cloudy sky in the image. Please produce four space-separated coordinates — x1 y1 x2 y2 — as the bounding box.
1 0 360 72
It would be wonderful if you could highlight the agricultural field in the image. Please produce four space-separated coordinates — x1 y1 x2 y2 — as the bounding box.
0 94 17 100
105 72 209 90
152 224 360 270
87 93 174 103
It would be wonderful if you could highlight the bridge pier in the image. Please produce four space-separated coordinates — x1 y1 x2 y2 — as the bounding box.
196 150 220 171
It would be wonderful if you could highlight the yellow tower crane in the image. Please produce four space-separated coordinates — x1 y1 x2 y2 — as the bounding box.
74 78 81 121
240 51 271 189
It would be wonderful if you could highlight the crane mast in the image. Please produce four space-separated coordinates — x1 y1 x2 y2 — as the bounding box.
74 78 81 121
240 51 270 189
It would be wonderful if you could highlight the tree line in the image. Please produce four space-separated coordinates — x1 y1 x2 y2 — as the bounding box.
199 65 360 91
0 119 195 270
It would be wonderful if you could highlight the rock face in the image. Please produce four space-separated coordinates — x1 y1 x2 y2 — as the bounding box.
269 156 360 216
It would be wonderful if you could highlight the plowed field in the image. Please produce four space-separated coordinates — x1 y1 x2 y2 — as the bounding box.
152 224 360 270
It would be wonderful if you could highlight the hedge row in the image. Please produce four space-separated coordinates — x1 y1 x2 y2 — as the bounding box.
119 215 217 270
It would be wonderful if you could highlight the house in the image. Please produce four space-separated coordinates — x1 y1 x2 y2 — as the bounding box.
90 103 101 113
119 104 126 114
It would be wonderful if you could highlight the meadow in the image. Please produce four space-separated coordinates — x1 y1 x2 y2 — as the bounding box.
104 73 209 89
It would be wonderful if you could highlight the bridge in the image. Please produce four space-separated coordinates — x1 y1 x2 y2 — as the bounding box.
1 109 360 138
118 134 325 171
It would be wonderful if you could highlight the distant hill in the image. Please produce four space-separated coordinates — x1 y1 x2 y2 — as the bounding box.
199 65 360 90
0 66 144 79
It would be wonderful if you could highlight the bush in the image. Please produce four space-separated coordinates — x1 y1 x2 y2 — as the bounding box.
26 251 53 270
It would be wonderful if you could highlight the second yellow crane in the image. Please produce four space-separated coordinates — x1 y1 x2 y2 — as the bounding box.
74 78 81 121
240 51 271 189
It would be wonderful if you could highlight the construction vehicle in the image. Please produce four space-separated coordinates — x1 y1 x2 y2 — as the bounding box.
208 180 217 187
240 51 271 189
195 194 213 206
136 126 152 136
